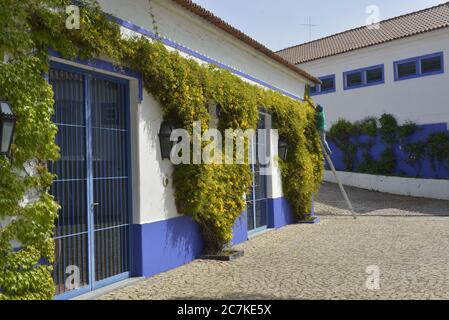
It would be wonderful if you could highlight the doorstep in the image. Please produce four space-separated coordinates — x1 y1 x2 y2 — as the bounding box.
248 228 273 239
72 277 145 300
298 217 321 224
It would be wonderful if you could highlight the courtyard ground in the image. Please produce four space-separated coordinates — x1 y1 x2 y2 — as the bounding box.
99 182 449 300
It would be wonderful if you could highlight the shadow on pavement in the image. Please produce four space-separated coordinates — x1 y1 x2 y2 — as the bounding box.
315 182 449 216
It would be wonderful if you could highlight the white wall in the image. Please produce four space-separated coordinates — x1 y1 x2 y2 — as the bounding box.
134 91 179 224
299 28 449 128
98 0 311 98
324 171 449 200
91 0 305 224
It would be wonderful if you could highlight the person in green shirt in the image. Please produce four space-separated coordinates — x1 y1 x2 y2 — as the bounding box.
306 100 332 155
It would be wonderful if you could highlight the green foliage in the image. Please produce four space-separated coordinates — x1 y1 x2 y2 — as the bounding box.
123 38 323 252
0 0 122 300
377 147 396 175
398 122 418 139
358 117 378 137
379 113 398 144
328 119 358 170
328 113 449 178
264 92 323 221
0 56 59 300
355 147 395 175
328 114 419 176
122 39 256 254
328 118 358 140
173 164 252 254
426 132 449 175
402 141 426 177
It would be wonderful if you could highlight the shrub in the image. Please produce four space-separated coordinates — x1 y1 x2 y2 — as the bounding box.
379 113 398 144
426 132 449 175
358 117 378 137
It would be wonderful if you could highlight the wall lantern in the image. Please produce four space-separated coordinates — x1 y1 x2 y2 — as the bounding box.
278 136 289 161
0 101 17 156
158 121 175 160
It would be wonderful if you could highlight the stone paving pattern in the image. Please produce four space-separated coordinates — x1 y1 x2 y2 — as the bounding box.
100 183 449 300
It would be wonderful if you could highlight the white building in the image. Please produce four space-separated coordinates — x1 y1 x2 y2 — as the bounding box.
277 2 449 128
48 0 319 299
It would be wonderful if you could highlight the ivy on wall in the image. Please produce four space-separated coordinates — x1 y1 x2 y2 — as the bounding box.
0 0 125 300
0 0 323 298
328 114 449 178
123 38 323 253
426 132 449 175
263 92 323 222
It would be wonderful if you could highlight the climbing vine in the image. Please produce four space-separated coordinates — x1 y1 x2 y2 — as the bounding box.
263 92 323 222
0 0 125 300
1 0 323 298
328 114 449 178
122 38 323 253
426 132 449 177
327 119 359 171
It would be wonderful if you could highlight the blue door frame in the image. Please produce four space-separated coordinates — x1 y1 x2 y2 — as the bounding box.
247 112 269 235
49 61 133 300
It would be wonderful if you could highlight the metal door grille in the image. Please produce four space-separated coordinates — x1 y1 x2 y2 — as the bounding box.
247 113 269 233
91 77 130 282
49 65 131 298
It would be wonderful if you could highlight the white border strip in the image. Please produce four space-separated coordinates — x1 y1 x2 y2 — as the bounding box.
324 170 449 200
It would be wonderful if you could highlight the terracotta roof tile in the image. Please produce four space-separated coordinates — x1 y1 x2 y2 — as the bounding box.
170 0 320 84
277 2 449 64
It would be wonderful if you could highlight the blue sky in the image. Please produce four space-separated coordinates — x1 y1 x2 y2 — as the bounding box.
192 0 447 51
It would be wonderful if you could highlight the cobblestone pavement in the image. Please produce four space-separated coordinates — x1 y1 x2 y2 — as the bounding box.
100 183 449 300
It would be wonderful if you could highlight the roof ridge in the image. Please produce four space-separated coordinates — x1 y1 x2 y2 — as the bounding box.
276 1 449 54
169 0 320 84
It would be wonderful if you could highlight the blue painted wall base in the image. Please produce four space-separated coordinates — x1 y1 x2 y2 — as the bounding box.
132 196 315 278
328 122 449 179
132 217 203 277
267 197 294 229
132 212 250 278
232 211 248 245
268 196 317 227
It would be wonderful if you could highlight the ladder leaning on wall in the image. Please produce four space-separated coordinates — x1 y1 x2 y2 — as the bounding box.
304 84 357 219
320 141 357 220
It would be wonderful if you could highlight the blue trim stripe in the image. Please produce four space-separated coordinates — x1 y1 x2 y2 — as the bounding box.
112 16 304 101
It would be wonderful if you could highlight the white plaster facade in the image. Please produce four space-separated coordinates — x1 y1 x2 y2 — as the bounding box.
297 28 449 128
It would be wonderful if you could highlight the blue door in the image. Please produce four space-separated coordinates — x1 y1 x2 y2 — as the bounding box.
247 113 269 234
49 63 131 299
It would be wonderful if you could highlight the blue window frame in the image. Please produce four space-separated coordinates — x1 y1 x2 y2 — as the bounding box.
310 75 336 96
394 52 444 81
343 64 384 90
346 71 363 88
366 67 384 84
